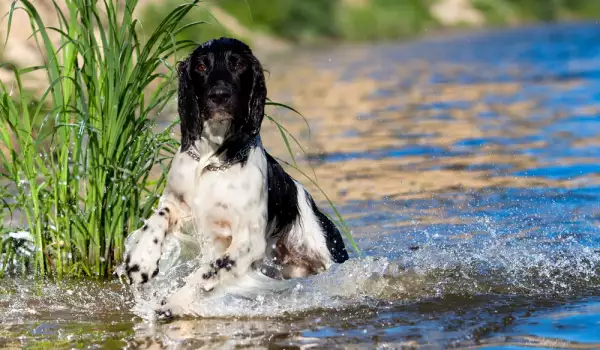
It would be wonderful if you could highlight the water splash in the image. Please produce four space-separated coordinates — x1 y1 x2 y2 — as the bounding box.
125 209 600 320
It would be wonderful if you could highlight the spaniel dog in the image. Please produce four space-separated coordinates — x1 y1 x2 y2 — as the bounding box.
123 37 349 318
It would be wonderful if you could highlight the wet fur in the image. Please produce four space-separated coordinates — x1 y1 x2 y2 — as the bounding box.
123 37 349 318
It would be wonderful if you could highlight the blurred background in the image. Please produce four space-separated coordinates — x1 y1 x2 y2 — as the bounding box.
4 0 600 69
138 0 600 47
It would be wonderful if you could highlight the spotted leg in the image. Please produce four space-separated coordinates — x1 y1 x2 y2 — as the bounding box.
124 194 183 285
157 221 266 318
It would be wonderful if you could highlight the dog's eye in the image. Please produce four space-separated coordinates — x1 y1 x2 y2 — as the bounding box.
196 63 207 73
234 62 245 71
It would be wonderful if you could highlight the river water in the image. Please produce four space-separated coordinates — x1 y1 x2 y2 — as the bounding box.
2 22 600 349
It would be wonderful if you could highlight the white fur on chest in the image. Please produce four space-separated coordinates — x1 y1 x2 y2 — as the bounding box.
191 147 268 259
163 120 233 213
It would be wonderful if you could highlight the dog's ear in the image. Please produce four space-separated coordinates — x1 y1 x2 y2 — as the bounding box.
177 57 203 151
245 53 267 135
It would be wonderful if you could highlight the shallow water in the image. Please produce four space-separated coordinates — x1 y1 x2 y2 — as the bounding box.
3 22 600 349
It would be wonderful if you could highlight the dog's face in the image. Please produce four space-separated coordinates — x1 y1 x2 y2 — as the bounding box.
177 38 267 151
190 42 252 121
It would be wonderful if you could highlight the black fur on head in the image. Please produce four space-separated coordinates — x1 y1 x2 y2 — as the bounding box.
176 37 267 160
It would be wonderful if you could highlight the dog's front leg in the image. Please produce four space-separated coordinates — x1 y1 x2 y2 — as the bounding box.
124 193 184 285
124 150 197 286
157 223 266 318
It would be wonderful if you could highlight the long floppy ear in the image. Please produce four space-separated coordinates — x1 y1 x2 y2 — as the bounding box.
177 57 203 152
245 53 267 136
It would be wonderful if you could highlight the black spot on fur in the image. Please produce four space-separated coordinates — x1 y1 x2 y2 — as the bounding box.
157 309 172 320
153 238 159 244
141 273 149 284
163 207 170 214
213 255 235 271
203 256 236 280
142 225 148 231
158 210 165 216
127 264 140 273
125 255 130 265
152 268 159 278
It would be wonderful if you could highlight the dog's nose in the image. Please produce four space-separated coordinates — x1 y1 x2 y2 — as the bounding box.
208 86 232 105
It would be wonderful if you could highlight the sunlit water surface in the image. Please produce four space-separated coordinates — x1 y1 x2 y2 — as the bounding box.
2 22 600 349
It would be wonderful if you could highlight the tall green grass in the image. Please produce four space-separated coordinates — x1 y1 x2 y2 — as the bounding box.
0 0 201 277
0 0 358 278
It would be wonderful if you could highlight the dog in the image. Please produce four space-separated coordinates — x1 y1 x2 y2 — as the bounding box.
123 37 349 318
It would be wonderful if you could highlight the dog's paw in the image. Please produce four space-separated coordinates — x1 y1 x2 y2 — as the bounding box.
125 213 170 285
156 301 180 320
156 284 198 318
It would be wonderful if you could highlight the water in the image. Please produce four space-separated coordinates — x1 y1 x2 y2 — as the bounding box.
2 22 600 348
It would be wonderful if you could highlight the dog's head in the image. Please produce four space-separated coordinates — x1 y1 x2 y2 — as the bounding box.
177 37 267 153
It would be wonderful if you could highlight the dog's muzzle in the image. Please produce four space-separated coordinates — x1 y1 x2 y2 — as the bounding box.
208 86 233 106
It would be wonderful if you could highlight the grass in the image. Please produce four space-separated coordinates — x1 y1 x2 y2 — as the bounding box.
0 0 358 279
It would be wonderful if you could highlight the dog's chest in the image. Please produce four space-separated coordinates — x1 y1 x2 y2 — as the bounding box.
193 157 266 212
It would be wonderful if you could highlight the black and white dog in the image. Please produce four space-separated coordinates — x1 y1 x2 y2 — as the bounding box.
124 38 349 318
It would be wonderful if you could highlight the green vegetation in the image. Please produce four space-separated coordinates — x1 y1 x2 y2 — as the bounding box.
140 0 442 44
0 0 357 279
217 0 339 41
142 0 600 46
140 0 338 45
0 0 199 277
472 0 600 25
336 0 437 41
140 0 243 48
